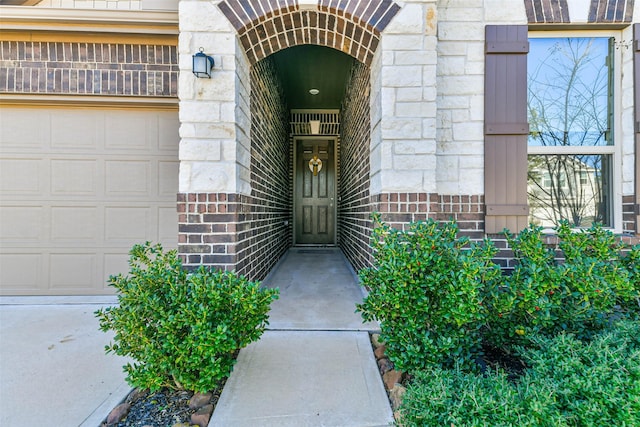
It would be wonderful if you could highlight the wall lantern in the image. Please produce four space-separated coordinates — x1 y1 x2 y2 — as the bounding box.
309 120 321 135
192 47 214 78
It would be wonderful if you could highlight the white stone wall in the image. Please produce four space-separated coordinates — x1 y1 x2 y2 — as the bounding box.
369 40 384 195
175 0 636 204
620 6 640 198
234 37 252 196
621 23 636 196
435 0 526 196
373 0 438 194
178 0 248 194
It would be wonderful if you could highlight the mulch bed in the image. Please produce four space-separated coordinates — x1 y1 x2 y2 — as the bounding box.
101 378 226 427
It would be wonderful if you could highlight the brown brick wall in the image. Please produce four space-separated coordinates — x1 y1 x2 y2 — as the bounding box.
437 194 485 239
177 57 291 280
342 191 485 270
338 60 373 271
177 192 243 269
0 41 178 96
623 194 637 234
242 57 292 279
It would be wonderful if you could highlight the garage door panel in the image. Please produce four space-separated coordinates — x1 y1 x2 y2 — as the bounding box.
0 206 44 240
159 114 180 151
51 159 97 195
105 207 151 242
1 107 178 296
104 252 130 285
0 159 43 194
51 111 101 149
0 254 42 291
105 160 150 195
159 160 179 196
51 207 98 241
105 112 152 150
0 109 48 148
50 253 96 289
159 207 178 241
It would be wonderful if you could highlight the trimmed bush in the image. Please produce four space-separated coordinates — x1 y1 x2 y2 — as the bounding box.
357 215 502 372
399 321 640 427
95 242 278 393
621 243 640 317
486 221 640 346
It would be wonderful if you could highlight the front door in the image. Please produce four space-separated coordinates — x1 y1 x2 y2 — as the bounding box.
295 139 335 245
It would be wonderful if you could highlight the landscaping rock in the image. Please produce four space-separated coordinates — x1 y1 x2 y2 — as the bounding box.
383 369 403 390
374 344 386 359
191 404 214 427
106 403 131 425
389 384 407 410
189 392 212 409
126 388 147 403
378 357 393 375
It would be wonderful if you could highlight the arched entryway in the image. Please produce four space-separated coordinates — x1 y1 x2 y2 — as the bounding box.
249 44 371 264
177 0 400 279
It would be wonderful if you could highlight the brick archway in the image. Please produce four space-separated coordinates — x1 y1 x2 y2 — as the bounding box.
217 0 400 65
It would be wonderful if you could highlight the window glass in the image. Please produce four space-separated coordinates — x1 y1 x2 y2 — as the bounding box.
528 38 611 147
527 37 614 228
528 154 611 228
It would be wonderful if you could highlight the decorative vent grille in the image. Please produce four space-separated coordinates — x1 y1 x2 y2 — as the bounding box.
290 109 340 135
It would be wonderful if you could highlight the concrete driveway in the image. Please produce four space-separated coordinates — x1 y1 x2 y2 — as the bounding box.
0 297 131 426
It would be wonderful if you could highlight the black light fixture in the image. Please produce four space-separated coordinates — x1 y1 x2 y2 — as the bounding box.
192 47 214 78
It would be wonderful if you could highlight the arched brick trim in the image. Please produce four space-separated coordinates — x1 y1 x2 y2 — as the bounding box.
588 0 634 22
217 0 400 65
523 0 570 23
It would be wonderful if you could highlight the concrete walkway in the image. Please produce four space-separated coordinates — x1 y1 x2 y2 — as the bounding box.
209 248 393 426
0 297 130 426
0 248 392 426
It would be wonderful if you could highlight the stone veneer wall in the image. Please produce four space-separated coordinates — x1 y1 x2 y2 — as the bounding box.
0 41 177 96
338 60 373 272
177 57 290 280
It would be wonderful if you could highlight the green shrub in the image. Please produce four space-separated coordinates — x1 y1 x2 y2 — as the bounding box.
486 221 639 345
484 224 561 347
621 244 640 317
399 321 640 427
517 321 640 426
357 214 502 372
95 242 278 393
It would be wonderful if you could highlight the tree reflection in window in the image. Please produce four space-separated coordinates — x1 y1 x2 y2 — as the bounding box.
527 37 613 227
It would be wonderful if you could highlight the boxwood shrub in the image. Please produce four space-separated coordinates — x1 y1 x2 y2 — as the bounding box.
357 214 502 373
486 221 640 347
95 242 278 393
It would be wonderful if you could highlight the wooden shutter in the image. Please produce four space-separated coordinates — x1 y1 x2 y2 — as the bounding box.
484 25 530 234
634 24 640 233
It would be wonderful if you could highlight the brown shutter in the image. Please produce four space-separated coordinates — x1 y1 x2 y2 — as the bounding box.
484 25 530 234
634 24 640 233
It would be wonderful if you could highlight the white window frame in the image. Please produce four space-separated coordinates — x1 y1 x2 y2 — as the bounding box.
527 30 623 232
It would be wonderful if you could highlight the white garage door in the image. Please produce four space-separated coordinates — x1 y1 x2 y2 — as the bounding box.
0 106 179 295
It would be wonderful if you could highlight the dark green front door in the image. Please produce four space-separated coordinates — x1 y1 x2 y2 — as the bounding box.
295 139 335 245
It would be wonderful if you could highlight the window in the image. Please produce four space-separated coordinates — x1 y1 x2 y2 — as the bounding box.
527 35 619 229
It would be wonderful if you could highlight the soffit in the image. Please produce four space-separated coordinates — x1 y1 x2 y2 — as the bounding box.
0 6 178 34
272 45 354 110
